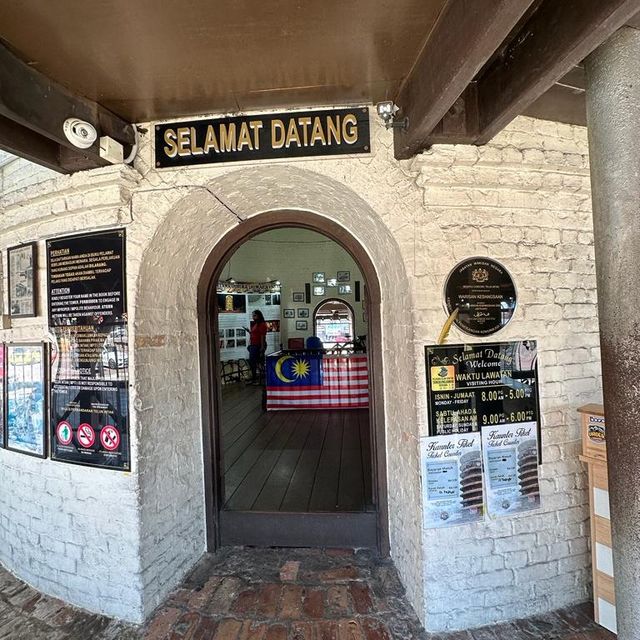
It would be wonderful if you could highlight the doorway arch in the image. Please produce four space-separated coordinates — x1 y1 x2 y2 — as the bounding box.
313 298 356 349
134 166 421 618
198 213 386 551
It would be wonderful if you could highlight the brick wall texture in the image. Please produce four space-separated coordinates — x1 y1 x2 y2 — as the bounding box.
0 115 599 632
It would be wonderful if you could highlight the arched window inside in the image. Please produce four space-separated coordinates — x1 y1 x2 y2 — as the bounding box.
313 299 354 349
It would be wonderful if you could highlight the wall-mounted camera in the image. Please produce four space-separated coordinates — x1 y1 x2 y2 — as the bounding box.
63 118 98 149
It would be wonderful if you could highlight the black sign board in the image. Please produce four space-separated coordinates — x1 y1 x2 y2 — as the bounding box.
444 257 516 336
47 230 130 471
155 107 370 168
425 341 541 461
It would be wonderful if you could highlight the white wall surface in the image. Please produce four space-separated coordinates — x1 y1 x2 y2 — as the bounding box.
0 114 599 630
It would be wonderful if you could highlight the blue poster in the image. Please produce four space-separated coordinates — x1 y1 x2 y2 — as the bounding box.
6 344 46 457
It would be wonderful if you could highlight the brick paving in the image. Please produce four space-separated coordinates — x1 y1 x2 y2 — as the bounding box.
0 548 615 639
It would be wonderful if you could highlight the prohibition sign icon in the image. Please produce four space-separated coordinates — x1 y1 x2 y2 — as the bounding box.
56 421 73 446
100 425 120 452
77 423 96 448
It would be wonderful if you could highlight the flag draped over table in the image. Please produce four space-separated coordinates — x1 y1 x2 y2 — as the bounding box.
266 353 369 410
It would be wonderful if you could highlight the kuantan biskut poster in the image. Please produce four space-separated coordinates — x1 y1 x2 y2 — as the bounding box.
425 341 541 463
421 432 484 528
47 230 130 471
481 422 541 517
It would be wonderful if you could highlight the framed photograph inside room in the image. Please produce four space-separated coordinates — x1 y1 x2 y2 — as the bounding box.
312 272 325 283
296 320 308 330
298 308 309 318
313 286 325 296
337 271 350 282
292 292 304 302
7 243 37 318
283 309 295 318
338 285 352 294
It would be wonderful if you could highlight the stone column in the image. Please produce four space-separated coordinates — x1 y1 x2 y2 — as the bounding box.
585 26 640 637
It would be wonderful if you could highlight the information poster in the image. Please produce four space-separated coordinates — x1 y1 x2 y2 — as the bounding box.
421 432 484 528
0 344 4 448
481 422 541 517
47 230 130 470
425 341 540 454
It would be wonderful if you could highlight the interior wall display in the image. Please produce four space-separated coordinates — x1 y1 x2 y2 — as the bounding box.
313 286 325 296
338 285 352 294
296 320 308 330
327 278 338 287
6 343 47 458
297 308 309 318
0 344 5 448
283 309 295 319
217 293 247 313
47 230 130 471
293 292 304 302
312 272 325 283
425 341 541 460
444 257 516 336
421 432 484 528
481 422 541 517
337 271 350 282
7 243 37 318
155 107 370 168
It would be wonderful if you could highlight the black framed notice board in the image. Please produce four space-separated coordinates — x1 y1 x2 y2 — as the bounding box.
47 229 131 471
425 341 541 462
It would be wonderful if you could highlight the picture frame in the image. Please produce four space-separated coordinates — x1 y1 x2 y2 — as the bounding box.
292 292 305 302
8 243 37 318
297 308 309 318
5 342 47 458
337 271 350 283
0 343 4 449
313 286 325 296
338 285 352 294
283 309 295 318
326 278 338 287
312 272 325 283
296 320 308 330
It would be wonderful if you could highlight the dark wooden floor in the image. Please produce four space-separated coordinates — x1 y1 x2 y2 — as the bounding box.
221 383 373 512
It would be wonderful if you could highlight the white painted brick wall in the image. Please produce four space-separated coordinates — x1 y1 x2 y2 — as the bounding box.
0 114 599 631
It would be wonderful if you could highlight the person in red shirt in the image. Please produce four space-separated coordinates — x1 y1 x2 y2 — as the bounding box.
244 310 268 384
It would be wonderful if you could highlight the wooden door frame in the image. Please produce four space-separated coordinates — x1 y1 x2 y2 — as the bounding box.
197 211 389 555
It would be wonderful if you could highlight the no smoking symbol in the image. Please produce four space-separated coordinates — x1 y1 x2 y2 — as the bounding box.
100 426 120 452
77 423 96 448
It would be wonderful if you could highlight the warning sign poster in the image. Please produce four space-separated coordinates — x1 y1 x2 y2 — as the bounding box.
47 230 130 471
425 342 541 462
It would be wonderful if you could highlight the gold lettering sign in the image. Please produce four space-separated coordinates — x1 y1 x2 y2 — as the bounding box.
155 107 370 168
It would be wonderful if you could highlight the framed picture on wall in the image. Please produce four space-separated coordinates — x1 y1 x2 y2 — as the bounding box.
292 292 304 302
296 320 308 330
338 285 352 294
283 309 295 318
313 286 325 296
8 243 37 318
297 308 309 318
326 278 338 287
337 271 350 282
312 272 325 283
6 342 47 458
0 343 4 449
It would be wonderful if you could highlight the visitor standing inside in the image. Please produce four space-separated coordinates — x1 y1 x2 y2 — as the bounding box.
245 310 268 384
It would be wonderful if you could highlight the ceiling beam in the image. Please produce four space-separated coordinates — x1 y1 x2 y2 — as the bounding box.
393 0 537 160
0 42 135 172
475 0 640 143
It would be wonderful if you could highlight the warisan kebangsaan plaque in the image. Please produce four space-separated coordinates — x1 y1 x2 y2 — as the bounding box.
444 257 516 336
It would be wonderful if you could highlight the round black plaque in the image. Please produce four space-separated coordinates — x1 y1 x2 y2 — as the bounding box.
444 257 516 336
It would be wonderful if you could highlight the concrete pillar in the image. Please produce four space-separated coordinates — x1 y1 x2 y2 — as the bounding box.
585 26 640 637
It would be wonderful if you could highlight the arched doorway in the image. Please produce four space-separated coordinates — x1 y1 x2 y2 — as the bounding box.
313 298 357 351
197 213 388 552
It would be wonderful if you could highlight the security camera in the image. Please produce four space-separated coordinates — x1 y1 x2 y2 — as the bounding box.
63 118 98 149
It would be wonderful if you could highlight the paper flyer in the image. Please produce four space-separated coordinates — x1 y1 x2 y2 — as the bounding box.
481 422 541 517
421 432 484 528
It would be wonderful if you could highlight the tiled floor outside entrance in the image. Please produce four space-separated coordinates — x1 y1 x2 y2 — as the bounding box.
0 548 615 639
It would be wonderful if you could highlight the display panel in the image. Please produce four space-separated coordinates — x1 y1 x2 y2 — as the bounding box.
6 343 47 457
47 230 130 470
425 341 541 461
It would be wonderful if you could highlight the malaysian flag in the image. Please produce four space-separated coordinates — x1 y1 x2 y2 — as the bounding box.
266 353 369 410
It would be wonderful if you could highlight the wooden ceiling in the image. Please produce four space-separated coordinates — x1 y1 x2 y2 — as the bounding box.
0 0 639 172
0 0 448 122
